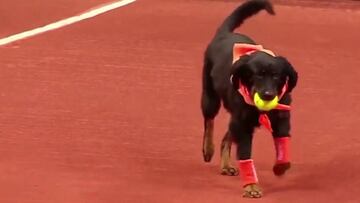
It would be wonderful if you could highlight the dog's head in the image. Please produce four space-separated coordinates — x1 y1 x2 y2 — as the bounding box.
231 51 298 101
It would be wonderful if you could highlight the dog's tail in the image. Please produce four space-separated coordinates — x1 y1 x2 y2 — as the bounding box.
216 0 275 35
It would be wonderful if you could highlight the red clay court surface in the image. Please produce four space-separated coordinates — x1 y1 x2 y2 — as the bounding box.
0 0 360 202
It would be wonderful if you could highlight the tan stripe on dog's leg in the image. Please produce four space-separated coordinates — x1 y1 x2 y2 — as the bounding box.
220 132 238 176
202 119 215 162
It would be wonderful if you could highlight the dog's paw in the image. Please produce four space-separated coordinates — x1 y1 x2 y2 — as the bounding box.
202 143 214 162
221 166 239 176
273 162 291 176
243 184 263 198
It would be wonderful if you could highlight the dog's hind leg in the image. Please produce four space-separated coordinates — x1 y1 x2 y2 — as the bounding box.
220 131 239 176
202 118 215 162
201 58 220 162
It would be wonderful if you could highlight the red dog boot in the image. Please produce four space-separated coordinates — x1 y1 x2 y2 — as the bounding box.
239 159 263 198
273 137 291 176
239 159 258 186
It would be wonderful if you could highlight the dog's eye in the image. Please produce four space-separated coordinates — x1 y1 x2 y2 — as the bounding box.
255 75 264 79
272 75 280 80
255 70 266 79
271 71 280 80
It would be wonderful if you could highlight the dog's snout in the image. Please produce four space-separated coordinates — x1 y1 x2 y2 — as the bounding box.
260 91 276 101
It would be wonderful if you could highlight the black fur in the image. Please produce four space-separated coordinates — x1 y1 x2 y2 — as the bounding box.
201 0 298 160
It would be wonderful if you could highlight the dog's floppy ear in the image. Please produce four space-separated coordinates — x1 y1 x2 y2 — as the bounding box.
230 55 251 90
276 56 298 93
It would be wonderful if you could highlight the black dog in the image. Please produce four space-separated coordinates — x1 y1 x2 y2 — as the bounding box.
201 0 298 198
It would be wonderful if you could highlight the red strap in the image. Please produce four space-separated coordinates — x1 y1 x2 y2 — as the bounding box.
274 137 290 163
276 104 291 111
233 43 275 64
259 114 273 132
239 84 254 105
239 159 258 186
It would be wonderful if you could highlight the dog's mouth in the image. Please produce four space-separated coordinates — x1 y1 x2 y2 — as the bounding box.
253 90 277 101
239 80 289 106
247 87 276 101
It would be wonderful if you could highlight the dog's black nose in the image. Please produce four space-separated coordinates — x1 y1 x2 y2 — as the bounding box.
260 91 276 101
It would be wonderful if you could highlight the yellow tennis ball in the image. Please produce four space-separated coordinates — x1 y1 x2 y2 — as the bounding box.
253 92 279 111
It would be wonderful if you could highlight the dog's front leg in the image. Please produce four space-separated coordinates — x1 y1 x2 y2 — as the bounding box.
231 120 262 198
269 111 292 176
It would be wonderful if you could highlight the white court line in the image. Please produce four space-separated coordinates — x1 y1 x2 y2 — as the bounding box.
0 0 136 46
